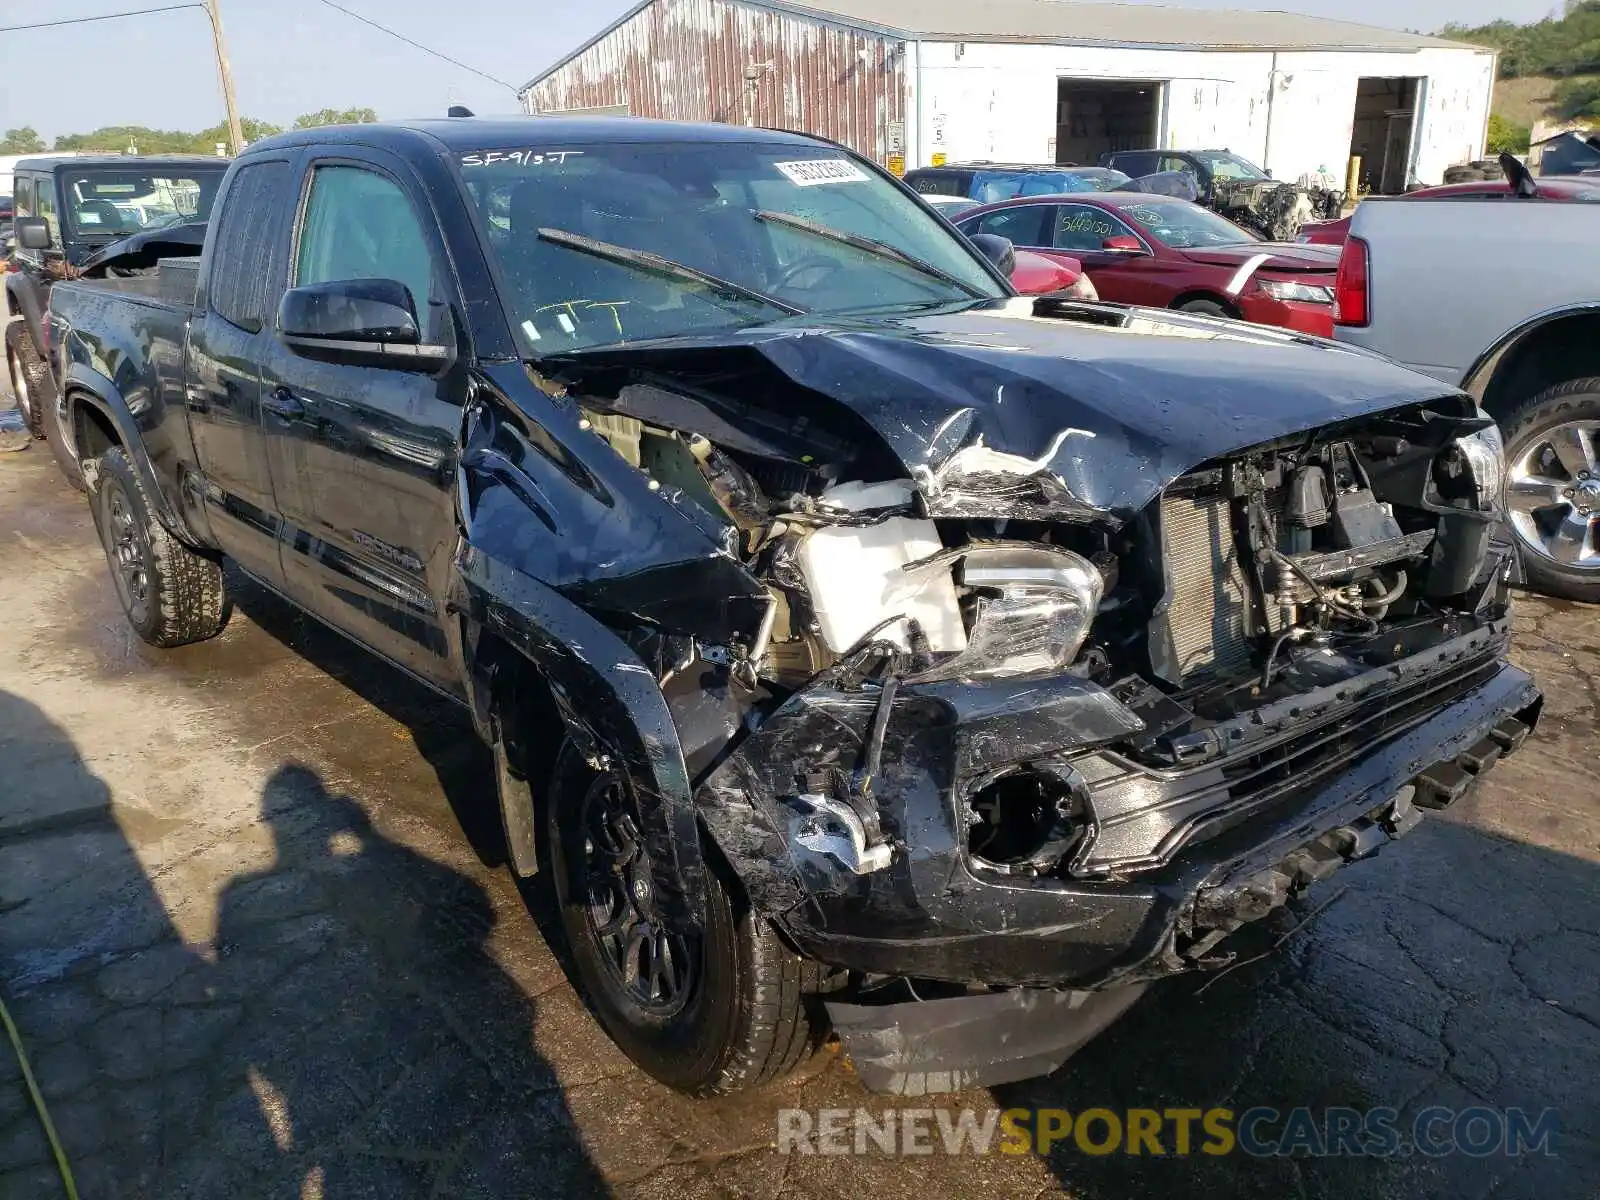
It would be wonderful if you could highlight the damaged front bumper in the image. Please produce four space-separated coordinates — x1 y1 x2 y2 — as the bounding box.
697 628 1541 1090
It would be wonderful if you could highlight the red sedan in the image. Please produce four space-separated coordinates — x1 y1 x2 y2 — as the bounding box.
1298 176 1600 245
1012 249 1097 298
954 193 1339 336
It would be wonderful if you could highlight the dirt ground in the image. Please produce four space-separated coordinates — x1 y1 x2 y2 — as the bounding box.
1 438 1596 1199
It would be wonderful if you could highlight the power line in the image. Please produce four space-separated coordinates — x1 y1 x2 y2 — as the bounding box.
309 0 520 94
1 1 521 96
0 3 204 34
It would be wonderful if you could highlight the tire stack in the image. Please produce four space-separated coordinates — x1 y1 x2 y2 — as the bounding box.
1442 158 1509 184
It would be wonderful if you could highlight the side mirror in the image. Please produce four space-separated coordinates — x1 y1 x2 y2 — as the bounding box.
15 217 50 251
277 278 451 372
967 232 1016 276
1264 168 1274 179
1102 235 1144 252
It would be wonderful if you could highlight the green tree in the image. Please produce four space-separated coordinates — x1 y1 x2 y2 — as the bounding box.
1485 113 1533 153
1439 1 1600 78
292 107 379 129
50 119 282 156
1554 76 1600 119
0 127 47 154
192 117 284 151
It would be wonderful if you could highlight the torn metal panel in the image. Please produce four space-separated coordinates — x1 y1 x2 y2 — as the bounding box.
455 541 708 926
546 301 1458 523
462 363 771 648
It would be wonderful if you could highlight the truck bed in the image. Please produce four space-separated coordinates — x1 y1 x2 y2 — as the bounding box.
1335 198 1600 384
76 258 200 311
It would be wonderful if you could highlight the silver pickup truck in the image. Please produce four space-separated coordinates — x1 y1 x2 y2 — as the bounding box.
1334 185 1600 601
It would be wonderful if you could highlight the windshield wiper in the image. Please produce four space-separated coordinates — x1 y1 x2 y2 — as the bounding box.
535 227 805 316
753 210 990 299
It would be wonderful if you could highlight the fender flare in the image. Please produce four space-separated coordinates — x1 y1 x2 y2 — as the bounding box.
455 543 707 928
3 275 48 357
61 363 200 545
1460 301 1600 404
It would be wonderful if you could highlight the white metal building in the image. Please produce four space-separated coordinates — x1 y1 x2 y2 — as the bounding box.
522 0 1497 191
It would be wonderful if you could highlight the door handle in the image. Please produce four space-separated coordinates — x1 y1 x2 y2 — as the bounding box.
262 387 304 420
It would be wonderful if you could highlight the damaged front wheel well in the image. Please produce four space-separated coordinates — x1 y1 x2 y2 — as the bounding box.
470 628 565 873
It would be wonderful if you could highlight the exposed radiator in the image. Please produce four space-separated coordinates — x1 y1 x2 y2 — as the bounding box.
1160 488 1271 679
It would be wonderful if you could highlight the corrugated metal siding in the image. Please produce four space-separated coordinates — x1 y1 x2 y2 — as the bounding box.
525 0 906 164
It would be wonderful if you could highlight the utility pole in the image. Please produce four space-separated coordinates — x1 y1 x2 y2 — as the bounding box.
202 0 246 155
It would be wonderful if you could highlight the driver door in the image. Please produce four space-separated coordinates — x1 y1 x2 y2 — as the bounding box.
1046 203 1176 306
259 152 466 692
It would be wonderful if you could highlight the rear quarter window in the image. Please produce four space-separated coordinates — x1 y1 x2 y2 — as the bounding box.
904 170 969 197
1109 152 1158 178
208 161 294 333
962 206 1048 246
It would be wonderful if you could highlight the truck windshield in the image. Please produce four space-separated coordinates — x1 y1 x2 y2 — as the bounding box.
62 169 224 239
1189 151 1269 182
456 141 1006 353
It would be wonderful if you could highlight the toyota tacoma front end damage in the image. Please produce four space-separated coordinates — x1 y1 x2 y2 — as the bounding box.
509 302 1539 1094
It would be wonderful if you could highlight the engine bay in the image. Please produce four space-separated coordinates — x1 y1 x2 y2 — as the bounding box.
579 392 1503 702
556 382 1510 885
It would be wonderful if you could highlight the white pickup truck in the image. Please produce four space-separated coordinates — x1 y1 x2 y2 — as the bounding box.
1334 180 1600 601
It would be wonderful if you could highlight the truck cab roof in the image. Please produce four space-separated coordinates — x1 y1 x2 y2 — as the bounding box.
246 116 837 157
13 154 230 173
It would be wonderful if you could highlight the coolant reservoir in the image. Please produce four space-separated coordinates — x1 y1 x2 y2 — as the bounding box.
796 483 967 654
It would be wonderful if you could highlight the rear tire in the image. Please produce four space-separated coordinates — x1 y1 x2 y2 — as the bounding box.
545 746 822 1095
5 323 48 440
88 446 231 646
1500 377 1600 603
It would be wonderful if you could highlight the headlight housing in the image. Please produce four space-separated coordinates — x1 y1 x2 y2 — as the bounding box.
912 545 1102 681
1456 423 1506 509
1257 278 1334 304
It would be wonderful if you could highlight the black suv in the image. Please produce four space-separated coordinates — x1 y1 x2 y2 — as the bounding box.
5 155 227 442
1097 148 1273 203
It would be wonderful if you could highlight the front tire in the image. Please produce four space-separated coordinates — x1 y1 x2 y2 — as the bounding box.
1177 297 1233 319
546 747 822 1095
89 446 231 646
1501 377 1600 603
5 323 47 440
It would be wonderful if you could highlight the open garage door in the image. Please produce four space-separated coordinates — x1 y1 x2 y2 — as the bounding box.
1349 78 1420 194
1055 80 1162 165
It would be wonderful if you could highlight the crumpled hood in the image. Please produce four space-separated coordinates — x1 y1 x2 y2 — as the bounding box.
545 298 1465 522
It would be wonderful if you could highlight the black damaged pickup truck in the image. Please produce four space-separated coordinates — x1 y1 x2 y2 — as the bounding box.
46 118 1540 1095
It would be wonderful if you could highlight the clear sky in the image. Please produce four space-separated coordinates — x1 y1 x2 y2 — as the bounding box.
0 0 1564 142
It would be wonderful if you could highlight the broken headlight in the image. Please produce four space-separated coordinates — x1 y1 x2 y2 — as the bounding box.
1456 425 1506 508
1257 279 1334 305
916 545 1103 681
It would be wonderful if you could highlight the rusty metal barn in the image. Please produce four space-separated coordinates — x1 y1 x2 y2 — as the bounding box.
520 0 1497 190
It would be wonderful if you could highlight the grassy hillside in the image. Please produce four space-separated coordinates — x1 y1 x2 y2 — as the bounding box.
1492 75 1565 128
1440 1 1600 82
1444 4 1600 151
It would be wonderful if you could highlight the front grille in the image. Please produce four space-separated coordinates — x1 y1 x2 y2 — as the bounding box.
1160 489 1258 678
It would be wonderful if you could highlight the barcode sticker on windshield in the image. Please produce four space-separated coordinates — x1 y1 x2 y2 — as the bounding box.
774 159 869 186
